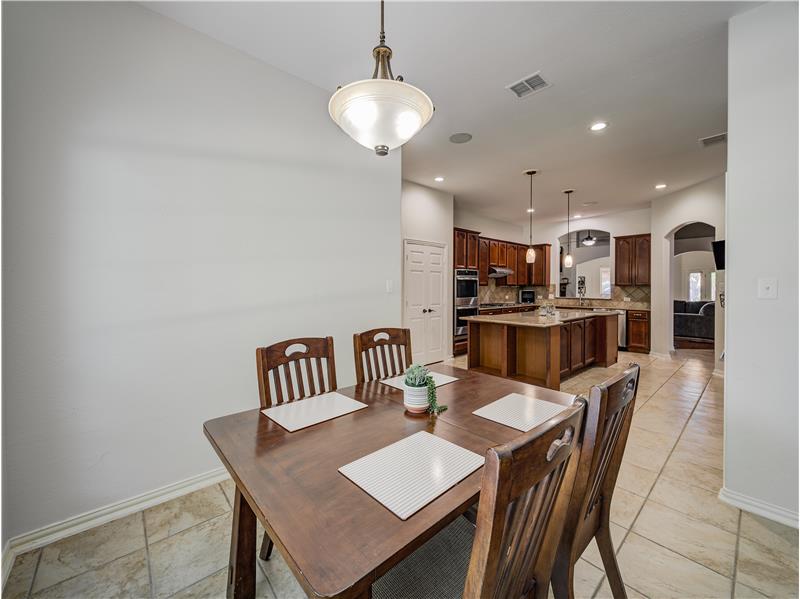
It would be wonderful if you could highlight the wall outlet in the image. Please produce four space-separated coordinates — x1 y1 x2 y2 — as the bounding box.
757 277 778 299
623 296 632 302
548 293 555 299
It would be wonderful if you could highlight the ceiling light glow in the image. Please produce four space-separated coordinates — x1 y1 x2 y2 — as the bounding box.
655 183 667 189
590 122 608 132
434 176 444 182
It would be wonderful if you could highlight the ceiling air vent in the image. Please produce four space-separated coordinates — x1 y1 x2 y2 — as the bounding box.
507 71 551 99
699 132 727 147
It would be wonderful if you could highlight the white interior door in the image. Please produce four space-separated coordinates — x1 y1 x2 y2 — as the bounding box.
404 241 446 365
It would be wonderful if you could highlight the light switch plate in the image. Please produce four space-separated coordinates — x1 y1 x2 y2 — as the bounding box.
623 296 632 302
757 277 778 299
385 279 393 294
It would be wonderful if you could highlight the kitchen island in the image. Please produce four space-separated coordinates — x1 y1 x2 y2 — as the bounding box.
464 310 619 390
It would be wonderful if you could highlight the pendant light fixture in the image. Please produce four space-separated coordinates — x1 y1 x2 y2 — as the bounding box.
581 230 597 246
525 170 537 263
328 1 434 156
563 189 575 268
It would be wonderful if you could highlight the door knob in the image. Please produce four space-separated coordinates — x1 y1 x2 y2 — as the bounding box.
429 308 436 312
422 309 429 313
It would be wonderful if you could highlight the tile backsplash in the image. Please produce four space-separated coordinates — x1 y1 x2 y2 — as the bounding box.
479 279 650 310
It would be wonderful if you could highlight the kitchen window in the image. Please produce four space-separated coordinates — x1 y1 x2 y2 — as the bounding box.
688 272 702 302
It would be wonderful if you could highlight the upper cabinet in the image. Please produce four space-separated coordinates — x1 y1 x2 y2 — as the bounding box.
454 228 479 269
532 244 551 286
516 244 530 286
506 244 518 285
489 240 499 266
614 234 650 286
478 237 490 285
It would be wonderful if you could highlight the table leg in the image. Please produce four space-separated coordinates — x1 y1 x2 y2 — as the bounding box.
227 486 257 599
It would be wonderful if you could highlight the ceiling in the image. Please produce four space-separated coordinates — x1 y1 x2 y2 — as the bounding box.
147 1 757 224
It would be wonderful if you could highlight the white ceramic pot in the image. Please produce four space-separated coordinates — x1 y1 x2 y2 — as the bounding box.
403 383 429 414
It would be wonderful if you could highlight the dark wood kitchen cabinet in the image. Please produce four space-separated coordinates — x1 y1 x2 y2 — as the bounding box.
498 242 507 268
584 316 597 366
615 234 650 286
560 324 571 377
478 237 490 285
506 244 518 285
532 244 551 286
627 310 650 353
489 240 499 266
570 320 585 370
454 228 479 270
516 244 530 286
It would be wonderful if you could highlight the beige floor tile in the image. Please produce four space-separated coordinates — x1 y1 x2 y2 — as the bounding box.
548 559 605 599
580 522 627 569
671 437 723 470
616 462 659 497
649 477 739 534
622 438 673 473
31 549 149 599
660 453 723 494
594 578 648 598
4 549 41 599
632 500 736 577
616 533 731 598
733 582 768 598
736 536 799 598
220 479 235 504
630 405 687 437
144 484 231 543
610 488 645 529
739 512 799 559
170 567 272 599
259 551 308 599
149 512 232 599
32 513 146 592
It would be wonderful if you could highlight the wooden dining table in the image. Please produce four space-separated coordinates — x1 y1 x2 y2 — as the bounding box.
203 363 578 599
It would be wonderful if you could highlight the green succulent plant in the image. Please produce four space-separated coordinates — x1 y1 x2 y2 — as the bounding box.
404 364 447 415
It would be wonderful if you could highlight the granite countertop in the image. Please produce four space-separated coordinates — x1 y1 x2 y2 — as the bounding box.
464 310 619 328
478 303 538 310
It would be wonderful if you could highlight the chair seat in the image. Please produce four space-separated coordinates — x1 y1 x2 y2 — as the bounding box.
372 516 474 599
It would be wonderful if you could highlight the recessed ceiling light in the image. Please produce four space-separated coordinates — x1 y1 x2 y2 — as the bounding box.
574 214 582 219
526 208 535 213
590 122 608 132
655 183 667 190
449 133 473 144
434 176 444 182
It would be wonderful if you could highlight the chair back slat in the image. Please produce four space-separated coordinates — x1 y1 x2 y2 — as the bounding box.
353 328 413 384
554 364 640 581
256 337 337 408
464 401 585 599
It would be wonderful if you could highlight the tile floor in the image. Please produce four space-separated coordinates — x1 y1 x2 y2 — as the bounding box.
4 350 798 598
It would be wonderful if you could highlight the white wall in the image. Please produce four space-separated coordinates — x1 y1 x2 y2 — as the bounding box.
724 1 798 526
2 3 401 542
577 256 613 299
455 207 526 243
650 176 725 365
401 181 454 355
672 251 717 301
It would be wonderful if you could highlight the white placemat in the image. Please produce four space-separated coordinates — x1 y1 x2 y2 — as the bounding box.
261 392 368 432
379 372 459 390
473 393 567 432
339 431 484 520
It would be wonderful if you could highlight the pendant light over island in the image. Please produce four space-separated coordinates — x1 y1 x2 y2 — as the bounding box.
525 170 537 264
563 189 575 268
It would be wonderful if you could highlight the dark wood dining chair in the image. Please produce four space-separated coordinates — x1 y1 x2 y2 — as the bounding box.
551 364 641 599
254 336 337 560
352 327 412 383
373 400 585 599
256 336 337 409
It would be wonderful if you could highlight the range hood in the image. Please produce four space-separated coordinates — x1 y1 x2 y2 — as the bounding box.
488 266 515 278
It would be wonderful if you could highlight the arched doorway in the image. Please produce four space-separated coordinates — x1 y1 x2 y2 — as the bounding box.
671 222 717 349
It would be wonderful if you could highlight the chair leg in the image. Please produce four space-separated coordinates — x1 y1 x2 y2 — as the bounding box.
259 531 274 561
596 525 627 599
550 553 575 599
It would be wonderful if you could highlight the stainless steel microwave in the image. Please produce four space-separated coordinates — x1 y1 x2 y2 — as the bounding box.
519 289 536 304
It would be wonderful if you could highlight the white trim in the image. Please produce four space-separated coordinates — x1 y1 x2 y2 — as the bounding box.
2 467 229 588
648 352 673 360
719 486 799 529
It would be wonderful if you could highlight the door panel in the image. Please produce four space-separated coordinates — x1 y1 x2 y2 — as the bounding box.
489 240 499 266
479 238 489 286
615 237 633 286
506 245 517 285
517 245 529 286
454 230 466 269
560 324 571 377
405 242 446 365
570 320 585 370
467 232 479 269
584 317 597 365
635 235 651 285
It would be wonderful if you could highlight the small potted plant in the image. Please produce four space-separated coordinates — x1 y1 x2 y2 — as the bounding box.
403 364 447 415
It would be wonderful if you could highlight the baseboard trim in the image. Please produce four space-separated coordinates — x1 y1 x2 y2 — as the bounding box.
648 352 672 360
2 466 229 588
718 486 799 529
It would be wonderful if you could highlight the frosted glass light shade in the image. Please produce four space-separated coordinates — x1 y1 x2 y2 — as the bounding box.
329 79 434 154
526 247 536 263
564 253 574 268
